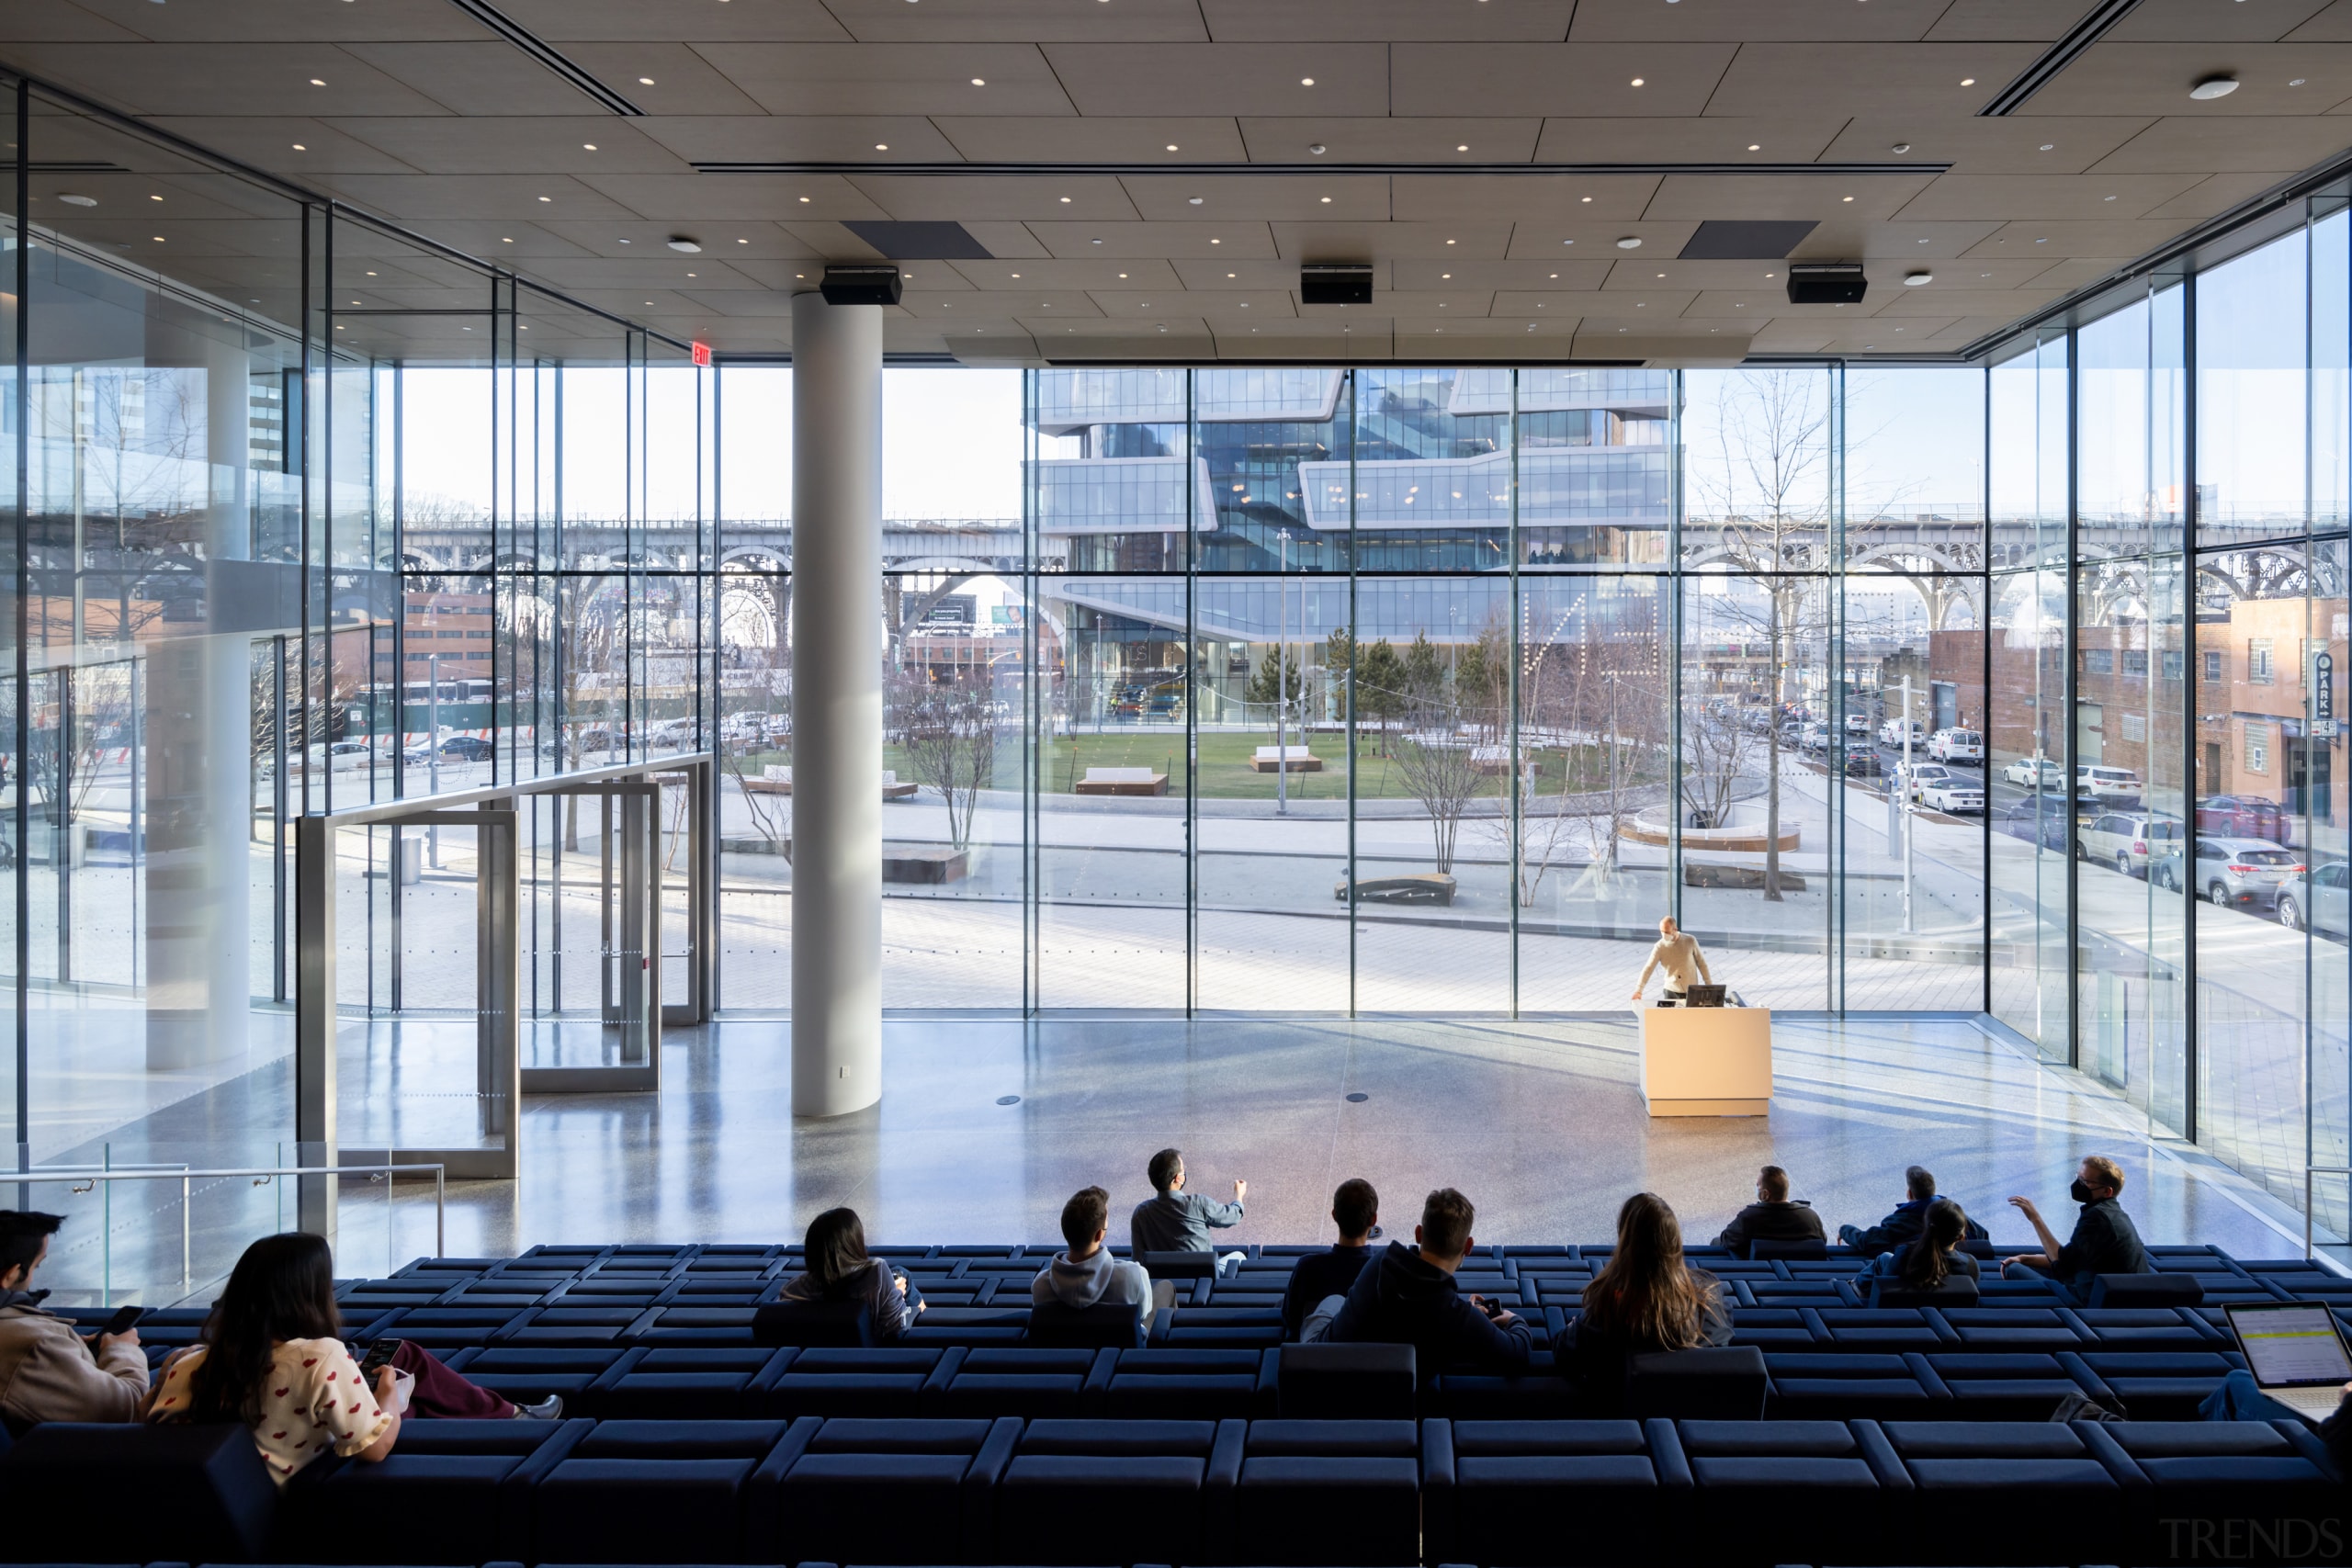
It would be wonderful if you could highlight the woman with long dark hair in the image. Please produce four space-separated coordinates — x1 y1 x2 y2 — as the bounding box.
145 1233 553 1485
1857 1197 1979 1290
776 1208 923 1337
1565 1192 1732 1410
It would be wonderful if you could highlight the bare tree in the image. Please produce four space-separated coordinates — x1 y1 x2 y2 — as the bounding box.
889 668 998 854
1385 638 1489 877
1679 699 1760 833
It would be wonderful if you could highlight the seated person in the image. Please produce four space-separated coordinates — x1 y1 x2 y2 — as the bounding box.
1130 1146 1247 1278
1034 1186 1166 1314
1563 1192 1733 1413
2001 1155 2151 1303
1838 1164 1985 1251
1856 1197 1980 1290
1327 1187 1532 1374
1711 1165 1825 1258
2201 1371 2352 1471
147 1233 550 1487
778 1207 925 1337
0 1210 149 1426
1283 1178 1379 1342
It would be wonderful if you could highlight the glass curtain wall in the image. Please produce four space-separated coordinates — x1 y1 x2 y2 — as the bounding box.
0 77 713 1296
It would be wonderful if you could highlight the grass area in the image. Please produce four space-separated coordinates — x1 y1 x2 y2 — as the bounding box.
731 733 1668 802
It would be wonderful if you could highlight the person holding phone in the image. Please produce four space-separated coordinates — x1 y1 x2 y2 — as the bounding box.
0 1211 150 1427
145 1233 557 1487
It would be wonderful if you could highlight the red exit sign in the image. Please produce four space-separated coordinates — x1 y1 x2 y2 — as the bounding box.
691 341 712 367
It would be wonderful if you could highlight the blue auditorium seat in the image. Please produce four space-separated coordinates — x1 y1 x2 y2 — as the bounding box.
1153 1306 1285 1348
763 1347 957 1417
283 1416 590 1562
1624 1346 1768 1420
1764 1351 1942 1419
1752 1238 1831 1262
531 1418 796 1563
1138 1249 1219 1281
1095 1348 1276 1419
2087 1271 2205 1308
1233 1419 1419 1565
442 1346 634 1410
1025 1300 1148 1349
2064 1304 2222 1346
753 1299 873 1348
2058 1349 2245 1419
998 1418 1242 1565
1868 1275 1981 1308
899 1304 1033 1346
1424 1417 1677 1566
590 1348 791 1419
772 1416 1019 1566
2098 1419 2345 1562
1938 1305 2083 1349
1276 1343 1416 1419
1674 1418 1891 1563
0 1421 278 1562
1916 1350 2086 1419
925 1347 1105 1417
1875 1419 2135 1560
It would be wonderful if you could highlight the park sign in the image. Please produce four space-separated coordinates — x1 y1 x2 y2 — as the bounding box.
2315 651 2337 739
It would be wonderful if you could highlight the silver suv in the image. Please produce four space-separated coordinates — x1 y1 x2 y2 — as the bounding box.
2151 835 2305 909
2077 811 2182 879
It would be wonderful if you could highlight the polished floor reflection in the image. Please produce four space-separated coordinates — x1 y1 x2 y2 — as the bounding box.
370 1014 2297 1264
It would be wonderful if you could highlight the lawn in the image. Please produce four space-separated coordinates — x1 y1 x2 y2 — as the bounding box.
732 731 1667 802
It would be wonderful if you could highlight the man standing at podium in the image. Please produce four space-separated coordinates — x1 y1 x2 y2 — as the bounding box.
1632 915 1712 1005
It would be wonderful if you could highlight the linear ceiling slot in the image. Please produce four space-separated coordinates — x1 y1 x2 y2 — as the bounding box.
444 0 645 116
694 160 1950 178
1977 0 2145 116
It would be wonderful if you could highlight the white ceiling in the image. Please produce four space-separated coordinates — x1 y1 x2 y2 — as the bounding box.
6 0 2349 362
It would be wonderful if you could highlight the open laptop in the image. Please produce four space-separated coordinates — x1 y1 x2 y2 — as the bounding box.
1683 985 1728 1008
2223 1302 2352 1422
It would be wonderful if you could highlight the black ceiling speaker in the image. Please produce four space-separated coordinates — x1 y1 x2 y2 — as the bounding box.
1301 264 1374 305
819 265 903 306
1786 264 1868 305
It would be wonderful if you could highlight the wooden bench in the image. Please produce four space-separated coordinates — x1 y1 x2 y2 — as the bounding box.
1075 766 1169 796
739 765 919 800
1251 745 1323 773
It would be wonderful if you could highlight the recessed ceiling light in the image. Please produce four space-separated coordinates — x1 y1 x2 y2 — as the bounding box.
669 238 702 252
639 76 655 85
310 78 325 85
1061 196 1073 203
737 237 748 243
1011 272 1021 277
1167 143 1180 151
291 143 307 151
1189 196 1204 204
1457 143 1468 151
1308 143 1326 154
502 236 513 243
1905 271 1932 286
875 142 888 150
2190 75 2239 99
1960 77 1975 86
2104 194 2117 200
2040 143 2055 152
1118 272 1127 277
1445 238 1455 244
1765 273 1775 278
1550 272 1558 278
1843 195 1855 201
1092 237 1103 243
971 77 985 85
1320 196 1332 203
366 270 377 276
57 194 95 207
1581 196 1592 202
799 196 810 202
538 195 551 201
148 193 161 201
1301 77 1315 85
582 143 598 151
1210 238 1220 243
152 235 164 243
1630 77 1645 86
1748 144 1761 152
1891 142 1910 153
1616 236 1641 249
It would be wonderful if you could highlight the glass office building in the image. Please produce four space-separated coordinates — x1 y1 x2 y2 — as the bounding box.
3 78 2347 1269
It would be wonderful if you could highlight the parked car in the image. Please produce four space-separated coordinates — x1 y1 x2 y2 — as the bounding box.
1800 724 1831 754
2194 794 2291 843
1894 761 1953 801
2149 836 2304 909
2002 756 2064 790
2277 862 2351 937
1999 796 2071 851
2076 763 2143 801
1844 712 1871 737
1928 728 1984 764
1878 718 1925 748
1920 777 1985 814
1842 741 1883 777
2078 810 2182 878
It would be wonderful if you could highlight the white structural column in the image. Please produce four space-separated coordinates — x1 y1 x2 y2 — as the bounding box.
789 289 884 1116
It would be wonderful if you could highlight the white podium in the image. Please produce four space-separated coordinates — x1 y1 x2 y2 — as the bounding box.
1639 1006 1771 1117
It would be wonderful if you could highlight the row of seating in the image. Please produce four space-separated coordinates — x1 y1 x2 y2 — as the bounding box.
11 1411 2338 1567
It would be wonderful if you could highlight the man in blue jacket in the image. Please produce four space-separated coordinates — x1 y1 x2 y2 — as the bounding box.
1328 1187 1532 1374
1131 1147 1248 1277
1838 1164 1986 1250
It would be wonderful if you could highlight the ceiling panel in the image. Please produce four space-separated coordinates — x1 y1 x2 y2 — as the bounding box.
930 287 1102 317
1237 118 1543 163
1199 0 1576 42
698 43 1080 117
534 220 818 260
2024 42 2352 117
934 118 1251 163
822 0 1209 43
550 44 770 116
142 117 424 175
2287 1 2352 40
1500 220 1703 258
1530 117 1847 163
1645 173 1938 221
1921 0 2082 42
1383 258 1611 288
1268 220 1519 258
62 0 487 42
1568 0 1952 42
632 116 964 164
493 1 854 43
955 257 1186 290
581 173 891 220
1392 173 1662 223
1121 174 1391 221
1038 44 1393 117
326 118 694 176
0 2 143 42
1815 116 2154 174
6 42 461 117
848 174 1143 221
1023 221 1282 258
1891 172 2208 221
1389 43 1737 118
2089 114 2352 171
2112 0 2338 41
1961 219 2192 255
2143 170 2298 220
324 174 641 220
1703 42 2046 118
339 41 605 116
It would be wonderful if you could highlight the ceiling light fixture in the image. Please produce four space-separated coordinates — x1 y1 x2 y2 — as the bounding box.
2291 77 2308 85
1301 76 1315 85
1320 196 1332 203
875 142 888 150
538 195 551 201
971 77 985 85
639 76 655 85
799 196 810 202
1630 77 1645 86
668 237 702 252
1891 142 1910 153
1905 271 1932 286
583 142 598 151
1061 196 1073 202
291 143 306 151
57 194 95 207
1843 195 1855 201
1210 238 1220 243
149 194 161 201
1308 143 1326 154
1960 77 1975 85
310 77 325 85
1616 236 1641 249
1167 143 1179 151
1748 143 1761 152
2190 75 2239 99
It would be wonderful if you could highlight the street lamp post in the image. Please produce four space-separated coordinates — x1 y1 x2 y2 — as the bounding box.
1276 527 1290 818
427 650 441 868
1901 672 1916 935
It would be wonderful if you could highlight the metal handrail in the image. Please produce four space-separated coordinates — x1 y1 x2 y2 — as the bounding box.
2305 1167 2352 1260
7 1163 445 1300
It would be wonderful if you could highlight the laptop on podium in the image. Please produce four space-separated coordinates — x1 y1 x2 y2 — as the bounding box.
2223 1302 2352 1422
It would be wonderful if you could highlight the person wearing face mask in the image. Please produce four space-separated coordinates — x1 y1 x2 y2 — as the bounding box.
2000 1155 2151 1303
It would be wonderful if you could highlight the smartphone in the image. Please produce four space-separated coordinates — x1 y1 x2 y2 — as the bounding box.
358 1337 401 1379
98 1303 143 1337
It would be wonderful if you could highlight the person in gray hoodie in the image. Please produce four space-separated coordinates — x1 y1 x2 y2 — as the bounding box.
1033 1187 1157 1311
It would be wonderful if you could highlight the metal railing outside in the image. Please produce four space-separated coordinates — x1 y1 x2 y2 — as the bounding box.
8 1162 445 1303
2308 1166 2352 1261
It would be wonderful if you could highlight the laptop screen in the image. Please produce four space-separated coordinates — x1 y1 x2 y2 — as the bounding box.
2231 1304 2352 1388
